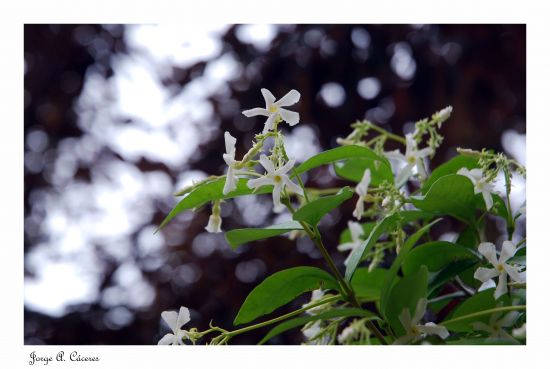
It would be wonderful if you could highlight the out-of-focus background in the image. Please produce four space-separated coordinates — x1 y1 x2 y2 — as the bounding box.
24 24 525 344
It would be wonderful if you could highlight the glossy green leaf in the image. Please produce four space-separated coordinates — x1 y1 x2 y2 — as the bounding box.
224 221 303 249
333 157 393 186
428 259 479 297
293 187 353 226
294 145 393 182
443 289 499 332
258 308 376 344
351 268 393 301
344 211 436 281
379 219 440 316
384 266 429 336
421 155 479 194
410 174 477 225
158 178 271 230
402 241 478 276
234 267 340 326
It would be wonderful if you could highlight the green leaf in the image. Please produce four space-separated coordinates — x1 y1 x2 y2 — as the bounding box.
384 266 429 336
428 259 479 296
344 211 436 281
339 223 376 244
294 146 393 183
333 157 393 186
258 308 376 344
443 289 499 332
224 221 303 249
410 174 477 225
421 155 480 194
293 187 353 226
402 241 478 276
233 267 340 326
351 268 393 301
446 337 520 345
379 219 441 316
158 178 272 231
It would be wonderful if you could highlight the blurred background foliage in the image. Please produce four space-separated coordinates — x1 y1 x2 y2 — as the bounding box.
24 24 525 344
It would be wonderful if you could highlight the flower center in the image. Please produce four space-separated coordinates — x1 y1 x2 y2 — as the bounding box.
268 105 278 113
410 325 420 335
274 175 282 183
496 264 505 273
406 155 416 164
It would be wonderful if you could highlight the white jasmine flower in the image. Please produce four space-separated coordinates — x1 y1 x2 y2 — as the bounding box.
205 213 222 233
393 298 449 345
337 323 358 344
158 306 192 345
385 134 433 185
242 88 301 133
352 169 371 220
512 322 526 339
337 221 364 266
302 320 331 345
474 241 524 299
222 132 239 195
247 155 304 213
302 289 328 315
472 311 520 341
457 167 495 210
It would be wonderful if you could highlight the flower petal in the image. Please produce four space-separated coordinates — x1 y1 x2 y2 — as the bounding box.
415 147 433 158
420 323 449 339
337 242 357 252
469 168 484 181
478 278 496 291
205 214 222 233
457 167 475 184
223 167 238 195
259 154 276 174
474 267 499 283
261 88 276 106
352 198 364 220
283 176 304 196
504 264 524 283
276 158 296 176
158 333 176 345
224 131 237 156
494 272 508 299
355 169 371 196
272 182 285 213
161 310 179 332
348 221 364 242
478 242 498 266
278 108 299 126
242 107 269 117
395 163 415 185
262 113 277 133
482 190 493 210
415 158 427 179
247 176 274 189
176 306 191 328
275 89 301 107
385 150 406 163
499 240 517 263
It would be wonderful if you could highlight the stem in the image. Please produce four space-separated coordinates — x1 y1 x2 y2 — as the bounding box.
366 122 407 145
225 295 342 338
440 305 526 327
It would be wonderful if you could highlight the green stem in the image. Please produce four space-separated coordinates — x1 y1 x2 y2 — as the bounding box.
440 305 526 327
225 295 342 338
366 122 406 145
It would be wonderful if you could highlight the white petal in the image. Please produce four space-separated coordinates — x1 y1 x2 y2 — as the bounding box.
283 176 304 196
224 131 237 156
348 221 364 241
469 168 484 181
395 163 415 185
262 113 277 134
420 323 449 339
242 107 269 117
356 169 371 196
478 242 498 266
272 182 285 213
494 272 508 299
177 306 191 328
504 264 524 283
337 242 357 252
474 267 499 283
457 167 475 184
415 147 433 158
497 311 519 328
278 108 299 126
223 167 238 195
276 158 296 176
205 214 222 233
499 240 517 263
261 88 276 106
478 278 496 291
405 134 416 157
353 198 364 220
482 190 493 210
259 154 276 174
385 150 406 162
158 333 176 345
275 89 301 107
412 298 428 325
247 176 274 189
415 158 427 179
161 310 179 332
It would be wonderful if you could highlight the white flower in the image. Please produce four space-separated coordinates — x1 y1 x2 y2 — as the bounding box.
247 155 304 213
222 132 239 195
205 213 222 233
393 298 449 344
512 322 526 339
242 88 301 134
302 320 331 345
385 134 433 185
337 221 364 266
474 241 525 299
457 167 495 210
337 324 358 344
472 311 520 341
352 169 371 220
302 289 329 315
158 306 191 345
